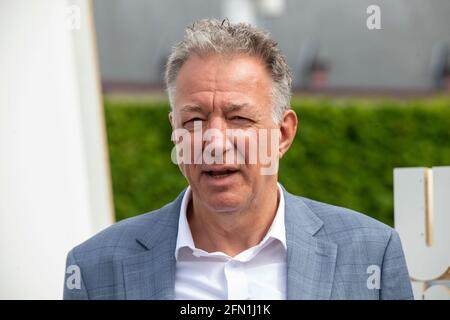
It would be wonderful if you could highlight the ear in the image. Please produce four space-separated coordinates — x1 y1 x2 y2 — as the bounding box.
278 109 298 159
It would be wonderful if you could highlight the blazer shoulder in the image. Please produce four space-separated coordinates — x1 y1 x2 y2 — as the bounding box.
298 196 394 242
69 204 171 264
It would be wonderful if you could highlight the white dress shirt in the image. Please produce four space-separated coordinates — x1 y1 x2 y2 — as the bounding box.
174 183 287 300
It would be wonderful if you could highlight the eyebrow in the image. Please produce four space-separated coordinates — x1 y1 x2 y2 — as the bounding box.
223 103 253 113
179 102 253 114
179 104 205 114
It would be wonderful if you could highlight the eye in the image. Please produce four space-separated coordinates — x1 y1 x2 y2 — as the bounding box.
230 116 248 120
183 117 205 126
229 116 253 122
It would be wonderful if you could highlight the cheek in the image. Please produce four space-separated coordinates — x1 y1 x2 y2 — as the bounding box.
179 164 194 179
242 128 278 162
231 130 259 164
258 127 280 159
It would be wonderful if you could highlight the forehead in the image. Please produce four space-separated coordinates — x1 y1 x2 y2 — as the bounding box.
173 54 272 112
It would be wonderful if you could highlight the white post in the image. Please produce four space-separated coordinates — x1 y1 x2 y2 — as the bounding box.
0 0 114 299
394 167 450 300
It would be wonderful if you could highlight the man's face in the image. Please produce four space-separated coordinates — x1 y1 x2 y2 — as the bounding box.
170 53 280 213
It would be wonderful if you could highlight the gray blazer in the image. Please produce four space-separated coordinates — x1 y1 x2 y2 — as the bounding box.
63 186 413 300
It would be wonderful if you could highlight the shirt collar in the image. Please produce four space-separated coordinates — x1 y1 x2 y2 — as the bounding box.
175 183 287 260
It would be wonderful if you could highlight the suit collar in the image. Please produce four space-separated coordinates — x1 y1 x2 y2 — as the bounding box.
282 186 338 299
135 190 185 251
122 189 185 299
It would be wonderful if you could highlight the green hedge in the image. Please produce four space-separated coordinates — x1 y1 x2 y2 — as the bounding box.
104 95 450 226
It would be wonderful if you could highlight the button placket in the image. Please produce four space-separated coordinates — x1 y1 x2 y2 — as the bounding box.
224 260 250 300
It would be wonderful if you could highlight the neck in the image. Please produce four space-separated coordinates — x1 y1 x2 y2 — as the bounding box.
187 183 280 257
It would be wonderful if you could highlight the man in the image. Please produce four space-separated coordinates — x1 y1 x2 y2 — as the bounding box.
64 19 413 300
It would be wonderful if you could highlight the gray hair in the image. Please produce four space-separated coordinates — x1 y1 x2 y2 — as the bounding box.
164 18 292 123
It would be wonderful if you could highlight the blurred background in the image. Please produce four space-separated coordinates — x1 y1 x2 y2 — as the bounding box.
94 0 450 224
0 0 449 299
95 0 450 93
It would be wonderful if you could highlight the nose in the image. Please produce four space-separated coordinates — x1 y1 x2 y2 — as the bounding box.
206 115 226 132
203 116 232 158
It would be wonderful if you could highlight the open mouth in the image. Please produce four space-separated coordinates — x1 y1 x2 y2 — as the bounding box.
204 169 239 178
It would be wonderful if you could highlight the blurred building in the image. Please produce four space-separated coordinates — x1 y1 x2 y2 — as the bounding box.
93 0 450 93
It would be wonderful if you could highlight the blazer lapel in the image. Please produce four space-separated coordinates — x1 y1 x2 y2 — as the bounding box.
122 190 185 300
283 188 338 300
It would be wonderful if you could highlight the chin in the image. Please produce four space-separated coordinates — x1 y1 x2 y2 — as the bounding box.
204 192 246 213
